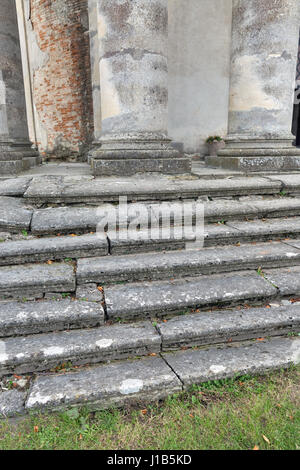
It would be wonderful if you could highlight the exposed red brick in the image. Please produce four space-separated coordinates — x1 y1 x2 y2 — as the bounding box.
30 0 93 159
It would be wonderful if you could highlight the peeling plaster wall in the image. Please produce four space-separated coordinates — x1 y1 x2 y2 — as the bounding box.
168 0 233 155
23 0 94 158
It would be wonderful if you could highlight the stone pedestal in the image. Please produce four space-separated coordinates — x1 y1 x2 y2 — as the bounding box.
0 0 39 175
89 0 191 176
206 0 300 172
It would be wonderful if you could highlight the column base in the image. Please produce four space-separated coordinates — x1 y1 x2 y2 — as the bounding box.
206 137 300 172
89 137 191 176
0 142 41 175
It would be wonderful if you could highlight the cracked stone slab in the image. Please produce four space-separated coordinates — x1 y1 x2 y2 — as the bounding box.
283 238 300 251
0 390 26 418
263 266 300 297
0 321 160 376
162 337 300 387
267 175 300 193
0 299 104 337
0 197 32 232
0 262 76 297
158 306 300 351
0 233 108 266
105 272 277 320
77 242 300 285
76 284 103 302
25 356 181 413
24 175 281 203
0 177 32 197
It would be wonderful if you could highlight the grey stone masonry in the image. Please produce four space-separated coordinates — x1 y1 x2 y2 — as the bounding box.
88 0 190 176
0 197 32 232
4 220 300 263
0 177 32 197
23 175 282 204
226 218 300 243
26 356 182 413
0 390 26 418
0 233 108 266
30 198 300 235
0 321 160 377
24 337 299 415
77 242 300 285
105 272 277 320
0 262 75 298
0 299 104 337
108 229 189 255
157 306 300 351
76 284 103 302
267 175 300 194
0 0 39 174
208 0 300 172
163 337 300 388
263 266 300 297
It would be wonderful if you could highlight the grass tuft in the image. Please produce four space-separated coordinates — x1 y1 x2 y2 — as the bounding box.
0 367 299 450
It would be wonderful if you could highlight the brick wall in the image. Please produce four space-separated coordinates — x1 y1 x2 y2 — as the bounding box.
30 0 93 159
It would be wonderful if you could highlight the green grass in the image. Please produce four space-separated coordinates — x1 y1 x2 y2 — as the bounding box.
0 368 299 450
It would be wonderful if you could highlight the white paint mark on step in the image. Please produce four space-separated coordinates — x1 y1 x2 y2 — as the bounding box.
0 341 8 363
209 365 226 374
120 379 144 395
43 346 64 357
96 339 113 349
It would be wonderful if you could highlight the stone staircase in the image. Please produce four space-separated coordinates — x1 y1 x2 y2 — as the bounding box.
0 171 300 418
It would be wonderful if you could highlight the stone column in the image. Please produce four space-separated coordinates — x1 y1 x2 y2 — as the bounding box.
89 0 191 176
0 0 39 174
207 0 300 171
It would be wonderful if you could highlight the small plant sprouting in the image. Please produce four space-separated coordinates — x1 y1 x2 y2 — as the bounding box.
61 293 71 299
21 230 28 237
206 136 223 144
257 266 264 277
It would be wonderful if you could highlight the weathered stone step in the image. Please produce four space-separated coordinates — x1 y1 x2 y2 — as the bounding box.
77 241 300 285
0 262 75 298
0 299 104 337
23 337 299 415
162 337 300 388
0 322 160 377
104 271 277 320
29 198 300 235
0 177 32 197
3 217 300 264
0 304 298 377
157 305 300 350
3 174 300 205
0 197 32 232
22 175 283 204
0 234 108 266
